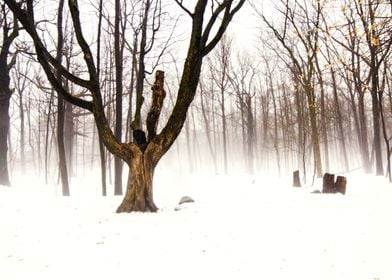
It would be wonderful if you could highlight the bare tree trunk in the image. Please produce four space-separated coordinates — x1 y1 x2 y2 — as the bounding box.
0 85 11 186
294 79 304 175
0 8 18 186
116 151 158 213
379 63 391 182
96 0 106 195
199 84 218 173
306 82 323 178
185 118 194 172
329 65 349 172
315 56 330 172
114 0 123 195
220 88 228 174
64 103 73 174
56 0 70 196
371 65 383 175
19 83 25 173
44 91 54 184
271 84 281 177
245 95 254 175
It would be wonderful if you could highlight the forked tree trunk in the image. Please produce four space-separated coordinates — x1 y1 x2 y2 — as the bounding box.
116 151 158 213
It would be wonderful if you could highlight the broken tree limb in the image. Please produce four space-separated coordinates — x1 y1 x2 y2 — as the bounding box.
146 70 166 142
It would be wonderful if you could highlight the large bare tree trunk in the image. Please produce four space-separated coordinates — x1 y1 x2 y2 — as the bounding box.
116 151 158 213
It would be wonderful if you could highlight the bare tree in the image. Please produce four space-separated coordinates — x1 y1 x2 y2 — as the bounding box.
114 0 123 195
208 36 232 174
230 53 257 175
11 56 30 174
326 0 392 174
0 4 18 186
354 0 392 175
254 0 324 177
56 0 70 195
6 0 245 212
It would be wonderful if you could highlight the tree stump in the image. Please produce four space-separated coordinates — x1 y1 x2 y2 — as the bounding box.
334 176 347 195
322 173 335 193
322 173 347 195
293 170 301 187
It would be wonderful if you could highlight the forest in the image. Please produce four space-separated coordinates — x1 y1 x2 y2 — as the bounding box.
0 0 391 210
1 1 392 279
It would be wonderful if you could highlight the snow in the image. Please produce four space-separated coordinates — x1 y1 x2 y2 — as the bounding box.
1 171 392 280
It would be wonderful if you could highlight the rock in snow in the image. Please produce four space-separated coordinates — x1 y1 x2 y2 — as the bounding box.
174 196 195 211
178 196 195 205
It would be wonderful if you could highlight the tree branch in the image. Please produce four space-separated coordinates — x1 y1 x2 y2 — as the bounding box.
201 0 245 56
174 0 194 18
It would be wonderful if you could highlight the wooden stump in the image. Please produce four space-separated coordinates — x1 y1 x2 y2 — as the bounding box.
293 170 301 187
322 173 335 193
334 176 347 195
322 173 347 195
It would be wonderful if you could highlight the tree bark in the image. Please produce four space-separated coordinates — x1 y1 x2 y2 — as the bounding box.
371 66 383 175
116 151 158 213
0 8 18 186
322 173 335 193
306 83 323 178
315 55 330 173
114 0 123 195
0 85 11 186
334 176 347 195
56 0 70 196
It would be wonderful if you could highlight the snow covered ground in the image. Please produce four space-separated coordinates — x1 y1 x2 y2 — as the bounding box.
1 170 392 280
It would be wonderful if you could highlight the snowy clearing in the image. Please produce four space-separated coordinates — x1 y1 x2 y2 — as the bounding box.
1 172 392 280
